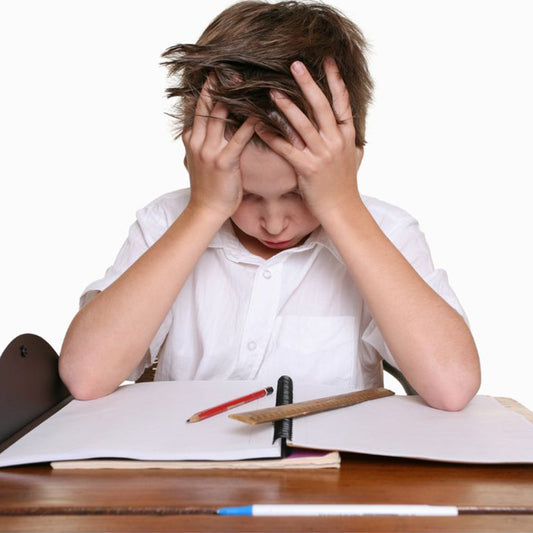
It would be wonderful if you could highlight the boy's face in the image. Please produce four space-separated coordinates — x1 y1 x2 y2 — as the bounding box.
231 142 320 259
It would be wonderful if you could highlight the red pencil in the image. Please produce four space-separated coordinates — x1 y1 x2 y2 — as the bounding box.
186 386 274 423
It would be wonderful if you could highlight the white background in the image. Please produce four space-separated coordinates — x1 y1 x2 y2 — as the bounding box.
1 1 532 407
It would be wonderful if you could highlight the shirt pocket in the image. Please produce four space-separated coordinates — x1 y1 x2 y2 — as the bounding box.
269 315 355 386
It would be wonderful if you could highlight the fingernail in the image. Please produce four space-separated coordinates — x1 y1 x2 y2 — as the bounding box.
291 61 305 74
270 88 283 99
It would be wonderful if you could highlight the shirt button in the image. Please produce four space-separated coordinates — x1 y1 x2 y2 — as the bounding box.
262 270 272 279
247 341 257 351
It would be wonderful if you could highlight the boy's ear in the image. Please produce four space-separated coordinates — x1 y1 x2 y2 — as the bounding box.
183 155 188 171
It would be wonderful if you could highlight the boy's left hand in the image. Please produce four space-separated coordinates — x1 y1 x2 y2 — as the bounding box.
254 57 363 221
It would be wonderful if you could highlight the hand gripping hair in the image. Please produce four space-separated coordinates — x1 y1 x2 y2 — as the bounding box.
161 0 373 148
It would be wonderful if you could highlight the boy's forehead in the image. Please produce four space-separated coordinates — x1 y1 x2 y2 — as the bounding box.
240 141 291 172
240 142 299 194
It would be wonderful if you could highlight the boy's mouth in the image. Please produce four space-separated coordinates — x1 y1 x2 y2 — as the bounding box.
262 239 293 249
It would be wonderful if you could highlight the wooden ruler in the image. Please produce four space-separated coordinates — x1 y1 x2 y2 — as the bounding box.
228 387 395 425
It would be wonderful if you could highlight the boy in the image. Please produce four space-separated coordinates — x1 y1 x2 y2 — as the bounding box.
59 1 480 410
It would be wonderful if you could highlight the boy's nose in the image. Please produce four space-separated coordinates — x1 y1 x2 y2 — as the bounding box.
262 209 287 236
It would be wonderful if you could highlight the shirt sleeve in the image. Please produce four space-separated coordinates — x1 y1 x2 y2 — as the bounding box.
361 215 469 369
79 203 174 382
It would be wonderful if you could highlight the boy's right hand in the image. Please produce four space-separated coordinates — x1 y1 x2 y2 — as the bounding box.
183 75 258 221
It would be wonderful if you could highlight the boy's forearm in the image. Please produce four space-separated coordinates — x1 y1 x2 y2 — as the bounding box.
59 205 226 400
319 200 481 411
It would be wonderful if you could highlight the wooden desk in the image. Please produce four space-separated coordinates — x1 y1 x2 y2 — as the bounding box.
1 397 532 532
1 453 533 532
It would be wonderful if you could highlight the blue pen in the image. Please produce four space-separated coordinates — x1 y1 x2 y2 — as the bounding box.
217 504 459 516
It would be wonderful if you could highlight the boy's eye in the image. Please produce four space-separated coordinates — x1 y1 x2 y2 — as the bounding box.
242 193 260 202
285 191 302 199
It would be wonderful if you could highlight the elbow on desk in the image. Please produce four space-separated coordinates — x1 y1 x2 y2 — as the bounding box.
422 370 482 412
427 390 476 412
58 362 95 401
409 337 482 412
60 373 117 401
59 352 118 401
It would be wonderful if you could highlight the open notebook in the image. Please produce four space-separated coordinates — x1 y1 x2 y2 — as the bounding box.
2 379 533 468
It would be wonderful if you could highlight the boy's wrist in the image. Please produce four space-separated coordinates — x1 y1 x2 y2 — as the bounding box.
184 201 231 228
315 192 367 230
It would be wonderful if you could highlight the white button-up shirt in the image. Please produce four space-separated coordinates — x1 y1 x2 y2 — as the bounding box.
81 188 467 390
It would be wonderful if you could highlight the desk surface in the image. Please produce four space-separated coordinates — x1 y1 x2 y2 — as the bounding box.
1 397 533 532
1 453 533 532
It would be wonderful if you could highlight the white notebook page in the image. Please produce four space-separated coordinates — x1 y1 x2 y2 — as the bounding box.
291 394 533 463
0 381 280 467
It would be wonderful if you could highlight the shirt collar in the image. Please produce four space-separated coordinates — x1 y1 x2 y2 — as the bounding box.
208 221 343 264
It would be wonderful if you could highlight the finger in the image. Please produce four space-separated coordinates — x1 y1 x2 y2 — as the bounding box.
254 122 308 168
190 74 216 144
270 88 324 151
289 60 338 134
221 116 259 160
203 100 229 149
287 129 306 150
323 57 355 134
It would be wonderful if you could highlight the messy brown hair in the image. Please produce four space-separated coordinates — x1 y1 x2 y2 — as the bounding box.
161 0 373 147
